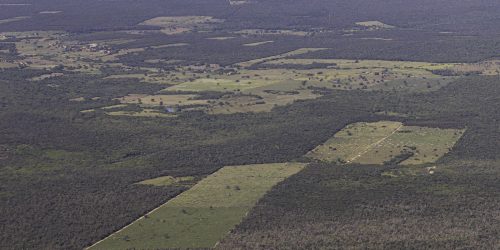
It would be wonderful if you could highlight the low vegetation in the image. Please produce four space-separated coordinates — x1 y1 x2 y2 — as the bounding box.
89 163 305 249
136 176 195 187
1 1 500 249
308 121 464 165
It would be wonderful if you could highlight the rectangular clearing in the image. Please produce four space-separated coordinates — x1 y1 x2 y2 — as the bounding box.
307 121 464 165
88 163 306 250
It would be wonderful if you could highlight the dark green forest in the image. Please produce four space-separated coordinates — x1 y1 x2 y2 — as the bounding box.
1 0 500 249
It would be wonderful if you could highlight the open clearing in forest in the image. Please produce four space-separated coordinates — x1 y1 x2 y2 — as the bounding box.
355 21 395 29
136 175 195 187
139 16 224 35
5 31 496 115
106 109 177 118
307 121 464 165
117 94 208 107
243 41 274 46
234 29 310 36
0 16 30 25
88 163 306 250
90 48 497 115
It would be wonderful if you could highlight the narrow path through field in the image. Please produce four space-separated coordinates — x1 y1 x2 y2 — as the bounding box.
346 124 403 163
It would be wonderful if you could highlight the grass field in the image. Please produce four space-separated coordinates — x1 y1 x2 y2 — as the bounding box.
0 16 30 25
356 126 465 165
207 89 320 114
355 21 395 29
39 11 62 14
166 77 277 92
136 176 195 187
207 36 236 40
106 109 176 118
118 94 208 107
234 29 310 36
243 41 274 46
139 16 224 35
307 121 464 165
307 121 403 163
155 57 459 113
88 163 306 249
4 31 498 117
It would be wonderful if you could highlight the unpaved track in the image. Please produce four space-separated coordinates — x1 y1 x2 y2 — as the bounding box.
346 124 403 163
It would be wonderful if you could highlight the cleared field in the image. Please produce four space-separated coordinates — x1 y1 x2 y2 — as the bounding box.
118 94 208 107
208 89 320 114
166 77 279 92
356 126 465 165
6 30 496 117
159 58 457 113
258 59 460 91
307 121 403 163
101 104 128 110
234 29 310 36
307 121 464 165
243 41 274 46
8 31 120 73
106 109 176 118
136 176 195 187
139 16 224 35
102 55 497 115
29 73 64 81
262 58 455 71
151 43 189 49
100 48 145 62
88 163 306 250
0 61 18 68
355 21 395 29
207 36 236 40
451 60 500 75
0 16 30 25
39 11 62 14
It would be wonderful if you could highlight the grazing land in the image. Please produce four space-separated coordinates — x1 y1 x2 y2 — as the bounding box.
89 163 305 250
140 16 224 35
1 1 500 249
243 41 274 47
356 126 464 165
308 121 464 165
355 21 396 29
136 176 195 187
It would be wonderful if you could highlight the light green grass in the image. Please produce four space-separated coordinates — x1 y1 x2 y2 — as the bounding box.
308 121 464 165
118 94 208 107
234 29 310 36
0 16 30 25
243 41 274 47
357 126 465 165
139 16 223 35
263 58 456 71
106 109 177 118
100 104 128 110
136 176 195 186
355 21 395 29
207 36 235 40
307 121 403 163
166 78 278 92
89 163 306 250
